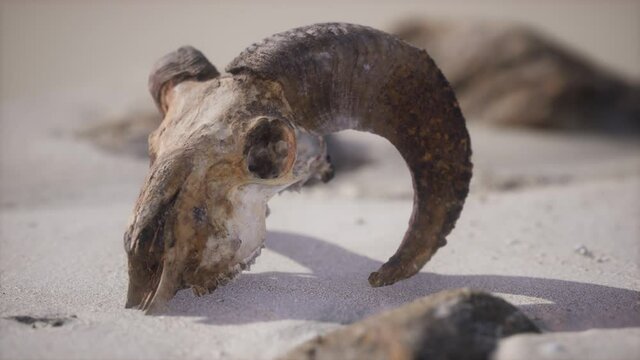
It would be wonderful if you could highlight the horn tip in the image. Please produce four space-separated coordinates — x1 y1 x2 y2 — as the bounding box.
368 258 423 287
368 270 398 288
367 271 385 287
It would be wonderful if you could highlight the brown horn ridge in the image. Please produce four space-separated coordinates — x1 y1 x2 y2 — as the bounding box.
148 45 220 114
227 23 473 287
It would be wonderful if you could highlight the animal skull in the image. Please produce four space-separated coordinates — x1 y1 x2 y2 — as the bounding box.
124 23 473 314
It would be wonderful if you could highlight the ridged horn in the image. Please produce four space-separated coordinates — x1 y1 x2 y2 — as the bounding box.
149 46 220 114
227 23 473 287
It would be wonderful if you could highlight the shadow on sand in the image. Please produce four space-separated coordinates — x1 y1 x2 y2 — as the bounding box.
167 231 640 331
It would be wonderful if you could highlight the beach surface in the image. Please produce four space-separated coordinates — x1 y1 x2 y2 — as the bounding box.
1 89 639 359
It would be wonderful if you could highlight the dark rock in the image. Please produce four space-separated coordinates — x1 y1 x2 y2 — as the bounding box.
394 20 640 133
279 288 539 360
6 315 77 329
77 110 162 158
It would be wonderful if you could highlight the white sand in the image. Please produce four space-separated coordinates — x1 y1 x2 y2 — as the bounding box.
1 88 639 359
495 328 640 360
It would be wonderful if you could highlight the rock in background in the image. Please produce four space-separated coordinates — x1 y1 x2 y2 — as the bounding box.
279 289 539 360
394 20 640 132
76 110 162 159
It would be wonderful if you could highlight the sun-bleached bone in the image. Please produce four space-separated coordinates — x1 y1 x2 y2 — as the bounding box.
124 23 473 314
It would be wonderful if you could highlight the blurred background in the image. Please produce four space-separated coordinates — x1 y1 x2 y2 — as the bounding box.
1 0 639 100
2 0 639 205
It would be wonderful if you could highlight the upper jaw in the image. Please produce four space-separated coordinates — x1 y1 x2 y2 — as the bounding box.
124 170 290 313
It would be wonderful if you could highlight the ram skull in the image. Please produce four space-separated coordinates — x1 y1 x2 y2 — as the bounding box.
124 23 473 314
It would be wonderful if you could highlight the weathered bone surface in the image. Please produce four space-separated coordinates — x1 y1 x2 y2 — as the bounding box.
125 23 472 313
394 20 640 131
278 289 540 360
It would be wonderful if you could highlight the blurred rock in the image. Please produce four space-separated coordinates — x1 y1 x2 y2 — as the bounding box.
279 288 539 360
77 110 161 159
493 328 640 360
5 315 77 329
324 134 373 174
394 20 640 132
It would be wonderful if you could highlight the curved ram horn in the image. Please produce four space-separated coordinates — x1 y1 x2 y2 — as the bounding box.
227 23 473 287
148 46 220 114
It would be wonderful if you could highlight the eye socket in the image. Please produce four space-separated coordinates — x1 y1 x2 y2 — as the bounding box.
244 118 294 179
